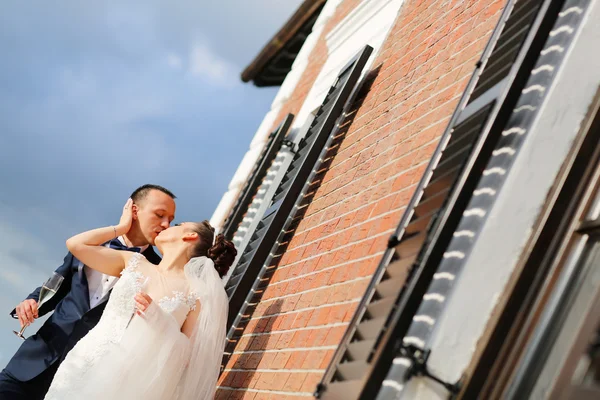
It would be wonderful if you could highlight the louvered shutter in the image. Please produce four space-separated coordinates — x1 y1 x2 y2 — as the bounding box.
450 0 592 397
225 143 296 302
223 45 373 362
221 114 294 242
316 0 561 399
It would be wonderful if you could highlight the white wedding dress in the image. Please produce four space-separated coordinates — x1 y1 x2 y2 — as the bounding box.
44 253 228 400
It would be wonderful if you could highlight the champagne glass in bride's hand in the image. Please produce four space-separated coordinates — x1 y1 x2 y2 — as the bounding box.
127 276 150 327
137 276 150 316
14 272 64 340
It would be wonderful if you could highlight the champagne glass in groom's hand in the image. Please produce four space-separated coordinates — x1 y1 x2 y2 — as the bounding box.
13 272 64 340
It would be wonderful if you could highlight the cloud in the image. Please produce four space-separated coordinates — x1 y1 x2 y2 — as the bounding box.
166 43 239 88
188 42 239 88
167 53 183 69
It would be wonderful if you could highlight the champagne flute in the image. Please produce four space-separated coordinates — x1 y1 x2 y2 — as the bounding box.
127 276 150 327
137 276 151 316
14 272 64 340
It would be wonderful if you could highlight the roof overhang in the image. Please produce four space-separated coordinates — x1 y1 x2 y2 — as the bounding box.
241 0 326 87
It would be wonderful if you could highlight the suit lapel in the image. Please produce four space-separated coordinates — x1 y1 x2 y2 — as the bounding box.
72 255 91 311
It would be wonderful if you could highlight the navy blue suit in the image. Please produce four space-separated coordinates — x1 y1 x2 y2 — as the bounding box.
0 243 160 400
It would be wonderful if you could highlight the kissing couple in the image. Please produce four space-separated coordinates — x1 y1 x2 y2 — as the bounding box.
0 184 237 400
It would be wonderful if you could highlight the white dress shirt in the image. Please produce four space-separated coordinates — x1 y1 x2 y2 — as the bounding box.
79 236 148 309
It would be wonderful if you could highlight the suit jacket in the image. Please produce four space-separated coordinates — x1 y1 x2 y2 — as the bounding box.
3 246 160 381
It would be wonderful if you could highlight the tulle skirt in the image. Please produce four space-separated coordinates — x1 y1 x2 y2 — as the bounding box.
79 305 190 400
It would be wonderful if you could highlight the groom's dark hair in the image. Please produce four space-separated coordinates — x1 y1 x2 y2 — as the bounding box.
131 184 176 203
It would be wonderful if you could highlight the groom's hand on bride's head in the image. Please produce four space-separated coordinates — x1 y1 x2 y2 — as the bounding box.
117 198 134 233
15 299 38 328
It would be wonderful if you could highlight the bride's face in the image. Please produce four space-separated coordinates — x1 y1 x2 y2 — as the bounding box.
154 222 197 252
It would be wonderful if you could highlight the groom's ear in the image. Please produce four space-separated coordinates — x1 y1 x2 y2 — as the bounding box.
132 203 139 220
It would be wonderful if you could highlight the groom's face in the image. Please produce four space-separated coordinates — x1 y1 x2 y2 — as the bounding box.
134 189 176 245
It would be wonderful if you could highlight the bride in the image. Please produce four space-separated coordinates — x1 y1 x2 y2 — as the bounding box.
44 199 236 400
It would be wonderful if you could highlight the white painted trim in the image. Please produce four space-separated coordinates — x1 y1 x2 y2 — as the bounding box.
293 0 405 129
326 0 400 52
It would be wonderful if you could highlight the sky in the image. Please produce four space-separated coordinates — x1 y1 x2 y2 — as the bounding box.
0 0 303 369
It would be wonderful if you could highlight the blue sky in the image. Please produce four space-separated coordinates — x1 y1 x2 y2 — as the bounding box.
0 0 303 368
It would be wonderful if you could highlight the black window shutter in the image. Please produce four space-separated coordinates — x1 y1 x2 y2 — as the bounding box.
225 139 297 297
315 0 562 399
223 45 374 365
221 114 294 241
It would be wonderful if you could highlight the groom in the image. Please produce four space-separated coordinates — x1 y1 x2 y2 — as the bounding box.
0 184 176 400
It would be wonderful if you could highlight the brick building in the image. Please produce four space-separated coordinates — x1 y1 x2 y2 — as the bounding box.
211 0 600 398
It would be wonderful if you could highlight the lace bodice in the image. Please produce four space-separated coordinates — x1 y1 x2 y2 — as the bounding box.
109 253 198 327
159 291 198 313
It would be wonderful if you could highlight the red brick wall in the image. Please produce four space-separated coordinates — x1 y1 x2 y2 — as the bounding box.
217 0 506 399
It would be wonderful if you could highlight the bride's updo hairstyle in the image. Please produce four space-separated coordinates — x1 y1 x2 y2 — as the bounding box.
190 220 237 278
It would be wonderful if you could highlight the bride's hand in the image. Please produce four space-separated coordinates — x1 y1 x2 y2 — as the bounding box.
134 292 153 316
117 198 134 233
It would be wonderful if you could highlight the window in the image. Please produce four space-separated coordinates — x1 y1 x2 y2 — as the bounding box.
221 114 294 242
222 44 374 364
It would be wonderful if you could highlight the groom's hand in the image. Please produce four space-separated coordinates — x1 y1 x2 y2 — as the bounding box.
15 299 38 328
